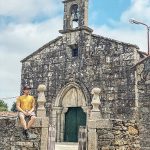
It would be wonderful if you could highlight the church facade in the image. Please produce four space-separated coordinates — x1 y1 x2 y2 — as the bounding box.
21 0 150 149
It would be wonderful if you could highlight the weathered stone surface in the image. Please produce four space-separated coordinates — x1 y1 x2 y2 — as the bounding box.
0 116 43 150
96 120 140 150
134 56 150 150
128 126 139 135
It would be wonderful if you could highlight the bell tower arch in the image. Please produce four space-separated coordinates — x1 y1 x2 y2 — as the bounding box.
63 0 89 31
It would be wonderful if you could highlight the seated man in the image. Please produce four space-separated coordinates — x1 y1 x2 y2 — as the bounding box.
16 86 36 139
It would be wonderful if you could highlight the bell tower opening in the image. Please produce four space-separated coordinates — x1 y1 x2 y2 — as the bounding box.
62 0 89 31
70 4 79 28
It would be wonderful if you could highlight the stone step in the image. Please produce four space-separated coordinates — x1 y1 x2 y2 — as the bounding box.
55 142 78 150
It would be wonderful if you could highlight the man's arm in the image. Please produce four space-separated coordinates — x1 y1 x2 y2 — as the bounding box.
28 97 35 114
16 97 27 115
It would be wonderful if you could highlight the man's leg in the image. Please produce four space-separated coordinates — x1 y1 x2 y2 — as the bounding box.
19 113 27 130
27 116 36 129
19 113 29 139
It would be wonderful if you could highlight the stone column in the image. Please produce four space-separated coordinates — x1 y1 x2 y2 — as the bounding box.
88 88 101 150
60 113 65 142
60 107 68 142
37 84 49 150
56 107 62 142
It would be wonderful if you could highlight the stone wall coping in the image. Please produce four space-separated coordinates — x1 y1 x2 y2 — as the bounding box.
88 119 137 129
0 116 17 120
16 117 42 127
88 119 113 129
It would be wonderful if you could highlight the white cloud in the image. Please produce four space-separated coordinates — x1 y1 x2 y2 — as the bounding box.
92 0 150 52
0 0 62 22
0 16 63 54
121 0 150 24
0 51 21 109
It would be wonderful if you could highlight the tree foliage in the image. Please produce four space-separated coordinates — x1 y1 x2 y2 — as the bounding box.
11 102 17 112
0 100 8 111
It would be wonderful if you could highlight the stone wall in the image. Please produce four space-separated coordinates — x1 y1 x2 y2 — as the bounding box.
0 116 17 150
0 115 49 150
97 120 140 150
0 116 41 150
88 119 140 150
21 31 141 121
135 56 150 150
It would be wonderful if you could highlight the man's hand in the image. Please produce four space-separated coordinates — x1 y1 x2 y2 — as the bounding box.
23 111 29 116
27 111 32 116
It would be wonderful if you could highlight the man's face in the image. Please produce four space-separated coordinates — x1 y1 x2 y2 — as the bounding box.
23 89 30 95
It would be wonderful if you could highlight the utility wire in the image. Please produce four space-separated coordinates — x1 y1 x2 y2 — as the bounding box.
0 96 18 100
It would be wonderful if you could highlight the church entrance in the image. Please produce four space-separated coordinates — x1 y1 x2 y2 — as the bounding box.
53 82 89 142
64 107 86 142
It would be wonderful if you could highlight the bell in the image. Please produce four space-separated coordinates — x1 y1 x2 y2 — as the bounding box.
72 12 78 22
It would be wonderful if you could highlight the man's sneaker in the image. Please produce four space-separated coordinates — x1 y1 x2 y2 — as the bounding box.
23 129 29 139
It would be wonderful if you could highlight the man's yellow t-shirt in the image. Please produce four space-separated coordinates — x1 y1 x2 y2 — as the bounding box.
17 95 35 111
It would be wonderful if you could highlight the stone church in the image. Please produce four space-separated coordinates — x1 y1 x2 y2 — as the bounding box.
21 0 150 149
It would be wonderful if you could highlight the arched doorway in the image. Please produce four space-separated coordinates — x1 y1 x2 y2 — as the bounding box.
64 107 86 142
52 82 89 142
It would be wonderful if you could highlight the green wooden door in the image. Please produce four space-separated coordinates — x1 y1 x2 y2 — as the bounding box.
64 107 86 142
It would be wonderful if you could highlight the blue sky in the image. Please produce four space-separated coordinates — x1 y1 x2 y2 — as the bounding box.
0 0 150 109
89 0 131 26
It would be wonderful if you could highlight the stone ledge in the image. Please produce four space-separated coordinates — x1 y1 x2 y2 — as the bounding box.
88 119 113 129
59 26 93 34
16 117 42 128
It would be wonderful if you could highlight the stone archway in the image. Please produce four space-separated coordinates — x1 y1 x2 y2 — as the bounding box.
52 82 88 142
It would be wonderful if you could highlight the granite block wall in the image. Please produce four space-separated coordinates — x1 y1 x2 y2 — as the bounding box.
135 56 150 150
0 116 42 150
97 120 140 150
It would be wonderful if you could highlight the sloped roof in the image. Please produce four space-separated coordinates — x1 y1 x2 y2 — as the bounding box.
21 36 62 63
92 34 139 49
21 32 146 63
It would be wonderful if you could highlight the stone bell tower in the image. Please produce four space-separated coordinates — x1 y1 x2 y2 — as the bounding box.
62 0 89 31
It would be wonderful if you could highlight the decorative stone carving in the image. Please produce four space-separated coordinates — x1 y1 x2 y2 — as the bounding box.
37 84 46 117
90 88 102 120
62 87 86 107
62 108 68 114
91 88 101 111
